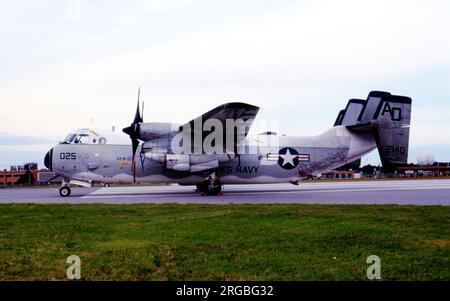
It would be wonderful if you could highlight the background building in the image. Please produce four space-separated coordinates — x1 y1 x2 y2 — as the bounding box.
1 163 61 186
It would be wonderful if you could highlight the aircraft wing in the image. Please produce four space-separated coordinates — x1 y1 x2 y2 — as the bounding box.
185 102 259 126
180 102 260 153
141 102 259 173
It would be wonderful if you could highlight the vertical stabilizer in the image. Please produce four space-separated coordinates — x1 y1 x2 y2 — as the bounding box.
344 91 412 169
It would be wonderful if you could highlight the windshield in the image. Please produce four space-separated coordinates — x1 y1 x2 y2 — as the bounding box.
73 134 90 144
62 130 108 144
65 134 76 143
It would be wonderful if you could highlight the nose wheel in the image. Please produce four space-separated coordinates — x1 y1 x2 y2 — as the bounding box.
59 186 71 197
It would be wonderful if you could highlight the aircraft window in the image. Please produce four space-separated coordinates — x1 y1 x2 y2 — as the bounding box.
81 135 91 144
65 134 76 143
74 134 90 144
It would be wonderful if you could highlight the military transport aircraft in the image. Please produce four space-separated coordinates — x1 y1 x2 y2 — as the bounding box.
44 90 411 196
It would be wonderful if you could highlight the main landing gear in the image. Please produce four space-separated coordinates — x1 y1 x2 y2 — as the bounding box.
196 176 222 196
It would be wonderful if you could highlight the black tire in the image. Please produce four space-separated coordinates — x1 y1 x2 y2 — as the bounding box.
205 186 221 196
104 183 111 188
59 186 71 197
205 180 222 196
197 180 222 195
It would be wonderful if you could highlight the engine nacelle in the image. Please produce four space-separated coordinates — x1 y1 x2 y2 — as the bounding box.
166 154 190 171
139 122 180 141
144 152 235 172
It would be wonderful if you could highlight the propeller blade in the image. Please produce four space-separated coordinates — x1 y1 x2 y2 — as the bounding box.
132 138 139 158
133 88 142 124
122 87 144 183
132 138 139 183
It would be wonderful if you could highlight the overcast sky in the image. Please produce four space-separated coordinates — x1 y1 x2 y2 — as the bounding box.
1 0 450 169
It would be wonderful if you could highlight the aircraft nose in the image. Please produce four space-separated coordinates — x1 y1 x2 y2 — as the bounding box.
44 148 53 171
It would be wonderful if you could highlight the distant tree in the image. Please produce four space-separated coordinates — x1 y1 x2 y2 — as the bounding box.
361 164 376 176
337 159 361 172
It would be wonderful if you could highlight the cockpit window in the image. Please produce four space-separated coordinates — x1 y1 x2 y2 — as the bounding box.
74 134 90 144
65 134 76 143
62 130 108 145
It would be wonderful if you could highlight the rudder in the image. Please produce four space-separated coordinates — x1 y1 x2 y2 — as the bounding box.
371 94 412 169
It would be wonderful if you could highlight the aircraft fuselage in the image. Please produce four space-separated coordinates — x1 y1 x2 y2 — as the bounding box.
47 126 376 186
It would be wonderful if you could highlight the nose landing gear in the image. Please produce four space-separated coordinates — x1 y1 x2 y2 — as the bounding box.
58 178 91 197
59 186 71 197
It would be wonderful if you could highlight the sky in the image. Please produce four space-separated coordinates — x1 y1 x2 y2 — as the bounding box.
1 0 450 169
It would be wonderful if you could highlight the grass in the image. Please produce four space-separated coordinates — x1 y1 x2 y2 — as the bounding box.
0 204 448 280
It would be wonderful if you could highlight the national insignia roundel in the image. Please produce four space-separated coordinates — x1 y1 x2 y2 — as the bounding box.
278 147 300 170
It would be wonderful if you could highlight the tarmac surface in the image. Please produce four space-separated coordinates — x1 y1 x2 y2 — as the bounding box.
0 179 449 205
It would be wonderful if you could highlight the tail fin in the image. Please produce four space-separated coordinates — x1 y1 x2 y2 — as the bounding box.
333 99 366 126
342 91 412 169
371 93 412 169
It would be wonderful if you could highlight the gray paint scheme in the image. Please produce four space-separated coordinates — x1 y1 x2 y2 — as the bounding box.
45 91 412 188
334 99 365 126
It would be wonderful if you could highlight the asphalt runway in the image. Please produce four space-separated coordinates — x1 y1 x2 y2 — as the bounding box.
0 179 449 205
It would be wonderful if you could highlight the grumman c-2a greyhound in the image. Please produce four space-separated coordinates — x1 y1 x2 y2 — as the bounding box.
44 90 412 196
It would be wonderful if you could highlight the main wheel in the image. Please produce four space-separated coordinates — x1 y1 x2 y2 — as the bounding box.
198 179 222 196
104 183 111 187
59 186 71 197
206 185 222 196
